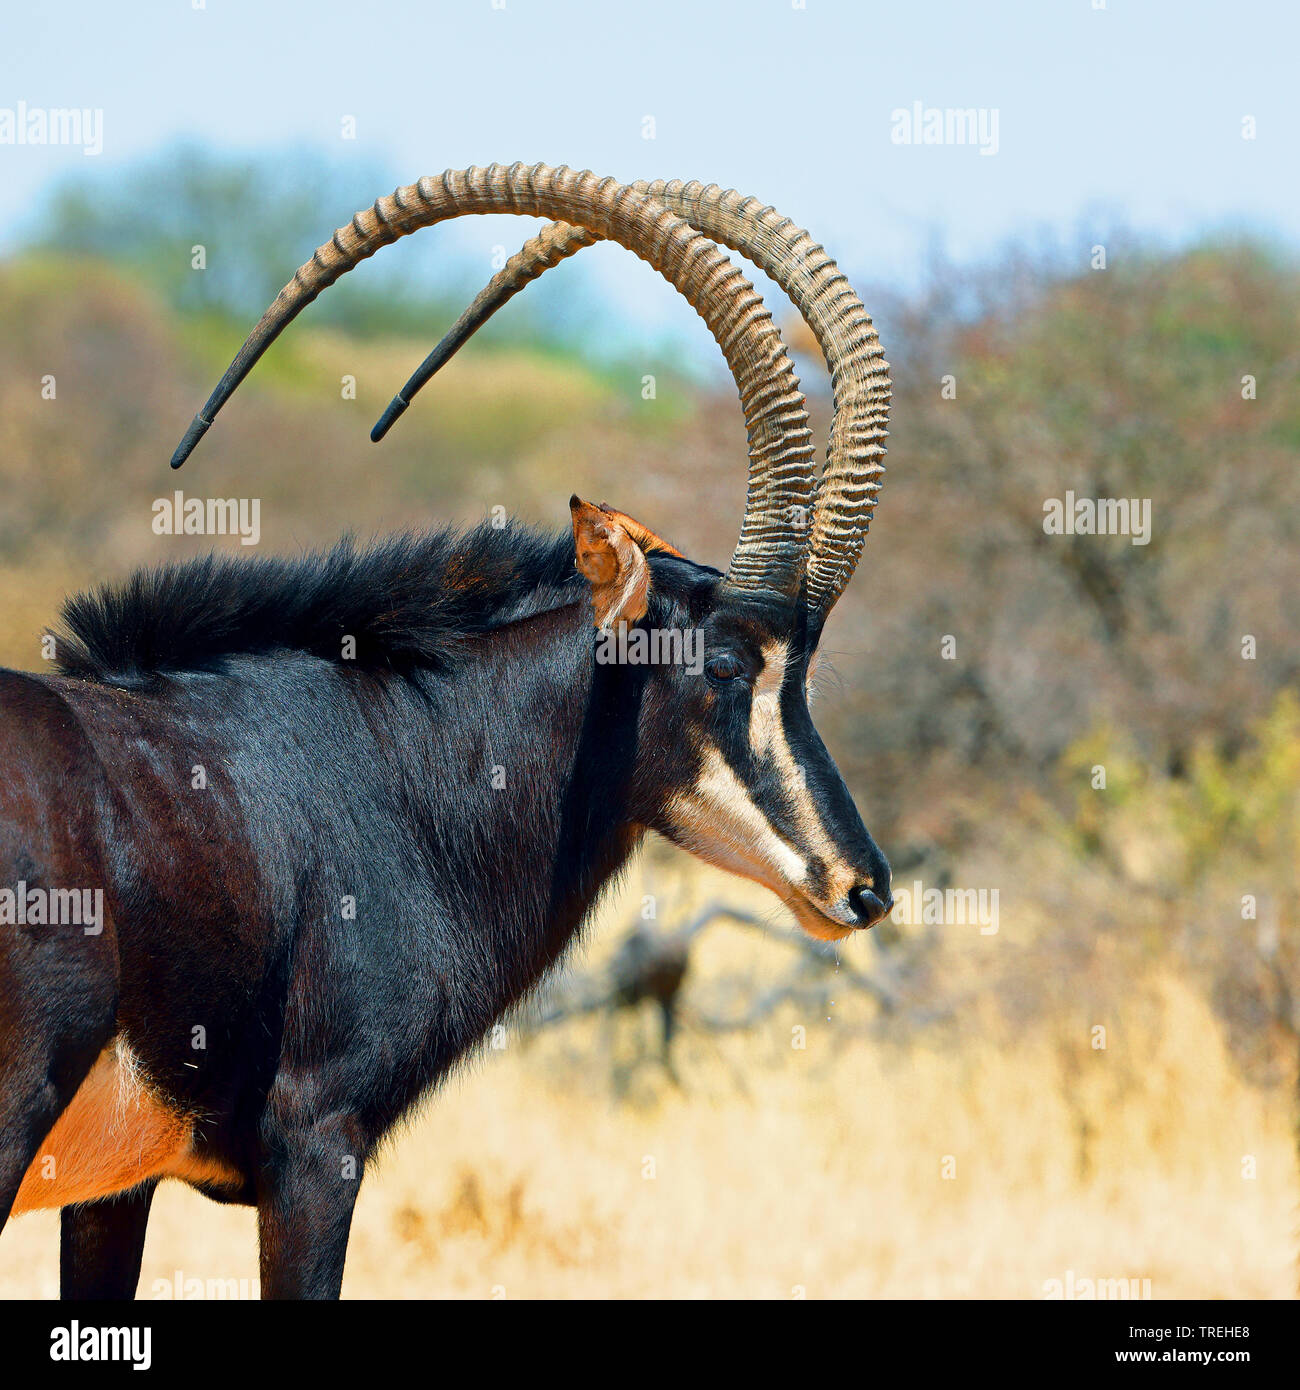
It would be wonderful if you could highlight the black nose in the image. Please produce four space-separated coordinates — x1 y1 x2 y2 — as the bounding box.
848 884 893 928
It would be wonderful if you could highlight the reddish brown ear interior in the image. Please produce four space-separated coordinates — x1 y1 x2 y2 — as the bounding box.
570 496 653 629
591 501 683 558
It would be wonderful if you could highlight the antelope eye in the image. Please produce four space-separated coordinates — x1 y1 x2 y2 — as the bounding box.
705 653 744 683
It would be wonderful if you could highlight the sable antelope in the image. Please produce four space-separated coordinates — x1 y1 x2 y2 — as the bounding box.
0 164 893 1299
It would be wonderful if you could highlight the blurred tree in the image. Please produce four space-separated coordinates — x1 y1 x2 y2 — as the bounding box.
830 240 1300 826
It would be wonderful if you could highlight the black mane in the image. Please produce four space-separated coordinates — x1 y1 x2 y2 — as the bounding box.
55 521 581 684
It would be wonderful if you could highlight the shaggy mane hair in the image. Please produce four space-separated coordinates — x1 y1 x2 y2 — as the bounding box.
54 521 583 685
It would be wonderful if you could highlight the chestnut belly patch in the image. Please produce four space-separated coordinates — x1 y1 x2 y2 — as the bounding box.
13 1039 238 1214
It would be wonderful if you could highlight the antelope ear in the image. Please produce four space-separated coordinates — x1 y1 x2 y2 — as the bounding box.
570 495 652 629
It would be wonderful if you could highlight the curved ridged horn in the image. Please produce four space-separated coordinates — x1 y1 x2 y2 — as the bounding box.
645 183 890 626
374 187 891 629
169 164 814 601
371 222 599 443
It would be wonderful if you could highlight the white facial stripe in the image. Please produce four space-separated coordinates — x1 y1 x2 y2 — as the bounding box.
745 636 878 906
748 641 860 893
666 640 872 923
747 641 787 760
668 747 810 890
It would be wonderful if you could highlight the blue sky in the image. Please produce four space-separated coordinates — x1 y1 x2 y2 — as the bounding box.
1 0 1295 349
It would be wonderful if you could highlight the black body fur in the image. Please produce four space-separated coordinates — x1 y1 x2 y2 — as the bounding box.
0 522 724 1296
0 516 886 1299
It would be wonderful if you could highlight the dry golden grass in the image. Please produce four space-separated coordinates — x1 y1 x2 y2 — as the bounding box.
3 868 1294 1300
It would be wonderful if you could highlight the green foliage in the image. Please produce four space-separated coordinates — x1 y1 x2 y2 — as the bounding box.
1057 690 1300 896
1178 691 1300 875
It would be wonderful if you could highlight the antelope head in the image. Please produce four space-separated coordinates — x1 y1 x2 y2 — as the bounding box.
169 164 894 940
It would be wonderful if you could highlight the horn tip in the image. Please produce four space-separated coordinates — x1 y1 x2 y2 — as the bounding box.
370 396 410 443
170 415 211 469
